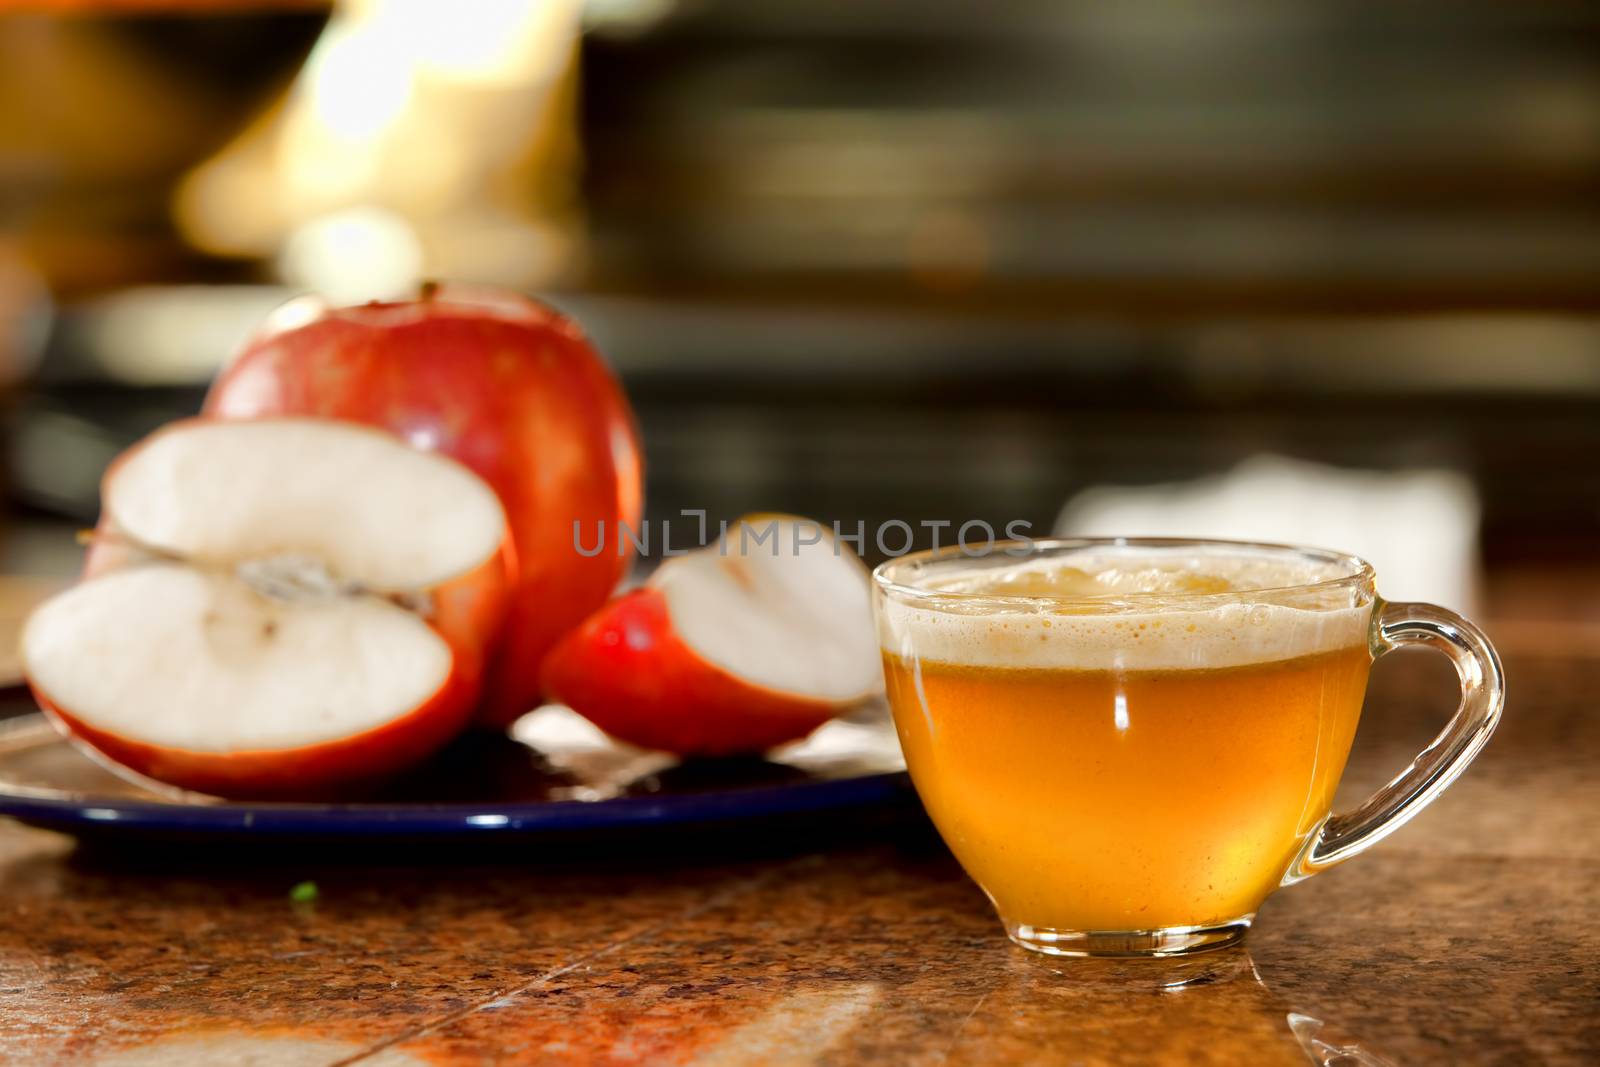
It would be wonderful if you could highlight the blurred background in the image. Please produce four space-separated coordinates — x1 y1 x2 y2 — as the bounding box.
1 0 1598 650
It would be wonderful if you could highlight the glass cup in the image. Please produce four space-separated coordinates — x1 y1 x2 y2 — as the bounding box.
873 537 1504 957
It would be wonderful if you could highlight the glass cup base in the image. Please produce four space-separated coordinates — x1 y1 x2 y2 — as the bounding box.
1003 916 1253 958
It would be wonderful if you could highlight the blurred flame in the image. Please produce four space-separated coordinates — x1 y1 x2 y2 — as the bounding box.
176 0 584 294
277 205 423 301
300 17 413 144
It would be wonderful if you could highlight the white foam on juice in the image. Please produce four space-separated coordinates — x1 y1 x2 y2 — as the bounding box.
877 549 1373 672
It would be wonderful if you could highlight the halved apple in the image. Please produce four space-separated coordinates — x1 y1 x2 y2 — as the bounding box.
21 418 510 798
541 516 880 756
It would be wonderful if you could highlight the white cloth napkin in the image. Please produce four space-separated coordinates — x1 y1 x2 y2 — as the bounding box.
1055 454 1481 613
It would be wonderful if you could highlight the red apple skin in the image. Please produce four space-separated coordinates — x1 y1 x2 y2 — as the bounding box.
423 551 513 695
541 588 841 757
32 669 478 800
204 286 643 727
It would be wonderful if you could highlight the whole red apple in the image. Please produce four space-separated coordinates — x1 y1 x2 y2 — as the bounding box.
205 284 642 726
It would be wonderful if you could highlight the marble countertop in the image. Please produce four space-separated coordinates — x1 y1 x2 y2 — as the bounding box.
0 637 1594 1064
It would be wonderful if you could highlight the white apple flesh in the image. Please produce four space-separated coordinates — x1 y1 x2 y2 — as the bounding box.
21 418 511 798
656 518 882 704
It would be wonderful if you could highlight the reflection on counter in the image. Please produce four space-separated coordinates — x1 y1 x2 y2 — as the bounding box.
67 957 1397 1067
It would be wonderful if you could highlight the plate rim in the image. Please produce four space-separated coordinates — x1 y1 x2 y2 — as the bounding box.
0 714 912 836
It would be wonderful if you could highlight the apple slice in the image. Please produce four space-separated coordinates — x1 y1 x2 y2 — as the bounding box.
21 418 510 798
540 516 880 756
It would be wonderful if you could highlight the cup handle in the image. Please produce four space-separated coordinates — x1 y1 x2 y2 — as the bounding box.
1283 599 1506 884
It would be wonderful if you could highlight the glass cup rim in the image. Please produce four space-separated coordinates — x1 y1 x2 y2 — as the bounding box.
872 535 1376 609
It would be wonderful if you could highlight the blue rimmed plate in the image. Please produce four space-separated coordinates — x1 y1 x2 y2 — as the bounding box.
0 703 911 841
